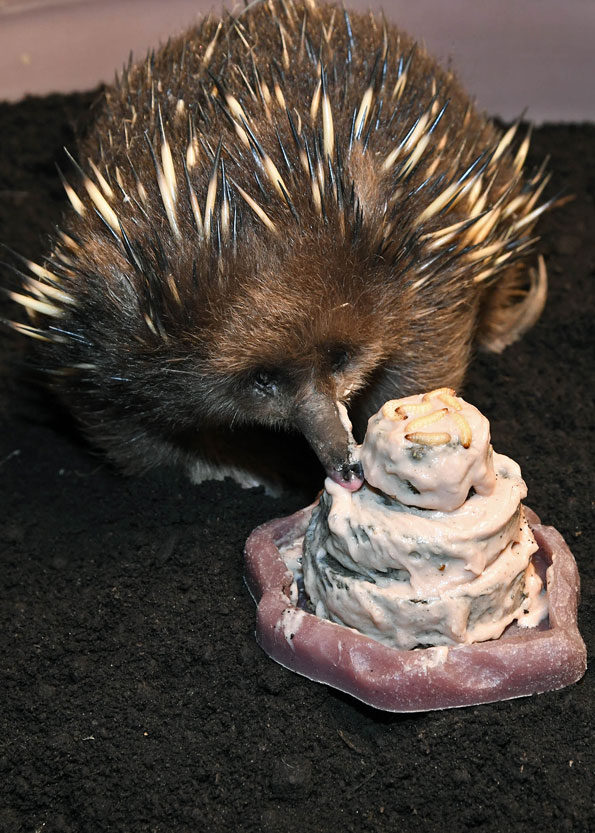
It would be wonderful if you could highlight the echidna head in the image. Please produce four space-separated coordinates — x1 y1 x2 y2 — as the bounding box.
180 233 401 490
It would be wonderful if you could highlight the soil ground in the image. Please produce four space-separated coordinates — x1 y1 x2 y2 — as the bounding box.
0 90 592 833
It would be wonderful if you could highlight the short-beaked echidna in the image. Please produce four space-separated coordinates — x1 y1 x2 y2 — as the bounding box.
4 0 552 490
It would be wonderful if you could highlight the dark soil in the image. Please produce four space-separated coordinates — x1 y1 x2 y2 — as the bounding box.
0 90 592 833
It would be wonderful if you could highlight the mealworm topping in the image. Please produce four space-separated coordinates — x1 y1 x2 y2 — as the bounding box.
437 392 462 411
406 407 448 433
360 390 496 511
390 393 473 449
404 431 451 446
422 387 457 401
452 412 472 448
382 399 433 420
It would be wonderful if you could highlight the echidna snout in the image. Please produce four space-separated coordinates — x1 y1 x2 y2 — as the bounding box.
292 388 364 490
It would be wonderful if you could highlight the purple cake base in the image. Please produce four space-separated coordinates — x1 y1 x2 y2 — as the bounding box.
244 505 586 712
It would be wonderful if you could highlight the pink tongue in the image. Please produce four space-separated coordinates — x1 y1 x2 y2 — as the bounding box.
328 463 364 492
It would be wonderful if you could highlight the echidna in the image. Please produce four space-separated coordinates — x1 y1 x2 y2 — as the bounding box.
4 0 552 491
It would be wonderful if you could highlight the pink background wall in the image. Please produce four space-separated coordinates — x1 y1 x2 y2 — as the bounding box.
1 0 594 122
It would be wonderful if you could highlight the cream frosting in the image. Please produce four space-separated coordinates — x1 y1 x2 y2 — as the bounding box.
302 390 546 650
359 390 496 512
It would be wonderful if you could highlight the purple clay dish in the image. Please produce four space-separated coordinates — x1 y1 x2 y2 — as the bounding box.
244 505 586 712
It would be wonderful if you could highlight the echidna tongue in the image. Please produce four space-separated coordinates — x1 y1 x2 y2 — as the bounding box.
293 392 364 492
329 460 365 492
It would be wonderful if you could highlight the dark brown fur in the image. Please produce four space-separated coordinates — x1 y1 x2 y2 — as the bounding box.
6 0 550 489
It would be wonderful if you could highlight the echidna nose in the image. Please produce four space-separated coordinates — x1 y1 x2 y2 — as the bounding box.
333 460 364 492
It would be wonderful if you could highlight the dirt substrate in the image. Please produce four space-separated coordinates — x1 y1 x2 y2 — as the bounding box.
0 91 592 833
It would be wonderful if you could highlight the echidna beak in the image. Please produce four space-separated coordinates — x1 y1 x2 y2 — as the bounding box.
293 390 364 491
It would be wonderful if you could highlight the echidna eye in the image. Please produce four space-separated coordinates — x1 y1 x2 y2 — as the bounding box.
328 346 351 373
252 369 279 396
